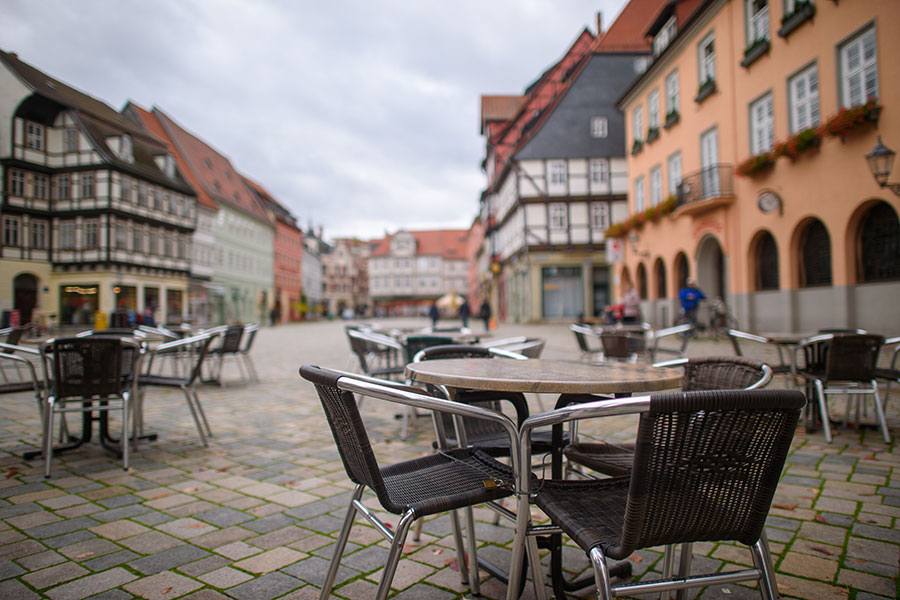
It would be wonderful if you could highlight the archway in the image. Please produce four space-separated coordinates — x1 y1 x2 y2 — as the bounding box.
674 252 689 290
696 235 725 300
13 273 38 324
654 258 667 299
856 201 900 282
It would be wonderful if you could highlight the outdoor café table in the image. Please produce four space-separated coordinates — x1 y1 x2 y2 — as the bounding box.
406 358 683 597
758 331 816 377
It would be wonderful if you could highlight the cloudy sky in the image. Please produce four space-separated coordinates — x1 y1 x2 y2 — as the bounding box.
3 0 627 241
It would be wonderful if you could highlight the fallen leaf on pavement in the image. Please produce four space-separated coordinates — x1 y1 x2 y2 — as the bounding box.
627 553 643 562
814 514 826 523
186 523 209 528
810 546 833 556
182 486 202 493
5 468 18 479
75 552 95 559
162 587 173 595
150 493 171 500
773 503 797 511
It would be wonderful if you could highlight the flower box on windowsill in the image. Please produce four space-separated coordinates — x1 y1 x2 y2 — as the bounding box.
664 111 680 129
695 79 716 104
740 38 771 68
631 140 644 156
736 151 776 178
646 127 660 143
778 1 815 38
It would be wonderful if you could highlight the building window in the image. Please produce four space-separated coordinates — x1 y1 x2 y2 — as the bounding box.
746 0 770 45
60 221 75 249
699 33 716 84
800 219 832 287
789 64 820 133
840 27 878 107
64 128 79 153
121 177 131 202
750 92 774 154
84 220 99 249
31 220 47 249
2 216 21 247
636 263 648 299
9 169 25 196
549 203 567 230
667 152 682 195
115 223 128 249
655 258 667 299
590 116 608 138
634 56 650 74
647 89 660 131
34 174 48 200
653 16 677 56
163 233 172 257
756 231 779 290
55 174 71 200
80 173 95 199
634 176 646 212
665 70 679 116
632 106 644 142
148 230 158 255
152 190 162 210
177 236 186 259
858 201 900 282
26 122 43 150
549 161 567 185
590 159 609 185
133 226 143 253
137 184 147 206
120 135 133 162
590 202 609 231
650 166 663 206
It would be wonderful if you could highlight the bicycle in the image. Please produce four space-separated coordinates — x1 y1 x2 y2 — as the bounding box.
707 297 737 340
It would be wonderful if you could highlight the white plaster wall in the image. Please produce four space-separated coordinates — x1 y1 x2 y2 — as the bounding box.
0 63 31 160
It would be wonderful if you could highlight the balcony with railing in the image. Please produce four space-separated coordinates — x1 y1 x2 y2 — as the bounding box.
675 164 735 216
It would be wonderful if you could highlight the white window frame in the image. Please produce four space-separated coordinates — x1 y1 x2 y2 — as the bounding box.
120 135 133 162
590 159 609 185
667 152 683 195
2 216 21 247
590 202 610 231
699 32 716 84
133 226 143 253
650 166 663 206
549 161 567 185
31 220 47 249
634 176 646 212
549 203 568 230
746 0 770 44
750 92 775 154
84 220 99 249
648 90 660 130
80 173 95 199
632 106 644 142
840 27 878 108
652 16 677 56
64 128 79 153
9 169 25 196
55 174 71 201
60 221 75 249
590 116 608 138
789 63 820 133
34 174 48 200
137 184 147 206
120 177 131 203
115 223 128 249
26 122 43 150
665 70 679 116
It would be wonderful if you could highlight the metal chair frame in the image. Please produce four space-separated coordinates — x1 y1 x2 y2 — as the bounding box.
571 324 603 360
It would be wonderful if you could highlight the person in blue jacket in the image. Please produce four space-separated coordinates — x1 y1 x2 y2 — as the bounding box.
679 278 706 325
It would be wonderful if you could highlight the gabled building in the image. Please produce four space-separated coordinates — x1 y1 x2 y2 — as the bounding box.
369 229 469 317
148 108 275 325
242 177 303 323
301 226 326 319
478 3 667 323
0 50 196 327
615 0 900 331
321 237 371 318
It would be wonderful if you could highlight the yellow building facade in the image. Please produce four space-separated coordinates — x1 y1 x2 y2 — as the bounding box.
617 0 900 333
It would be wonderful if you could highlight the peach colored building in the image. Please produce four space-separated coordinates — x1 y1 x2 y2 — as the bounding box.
616 0 900 333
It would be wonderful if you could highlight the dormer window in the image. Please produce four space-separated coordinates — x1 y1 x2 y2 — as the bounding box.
120 135 133 163
26 122 44 150
64 128 79 153
590 116 608 138
653 16 677 56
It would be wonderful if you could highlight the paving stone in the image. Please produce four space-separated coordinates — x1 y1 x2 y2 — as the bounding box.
233 547 304 573
199 565 254 588
0 559 25 579
191 526 253 549
22 560 89 589
45 566 137 600
779 552 839 580
128 544 209 575
44 529 97 549
90 504 152 523
84 590 134 600
58 537 121 561
117 531 184 554
0 539 46 560
0 578 40 600
391 583 457 599
180 591 230 600
156 517 217 539
7 509 63 530
25 516 99 539
83 549 140 572
837 568 895 597
130 510 173 527
89 520 149 541
96 494 143 509
247 526 308 549
123 570 203 600
242 513 296 534
194 507 254 528
177 554 230 577
216 541 261 560
851 522 900 544
281 555 358 587
225 571 304 600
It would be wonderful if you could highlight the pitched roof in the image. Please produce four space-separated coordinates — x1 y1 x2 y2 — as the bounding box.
241 175 298 229
480 95 525 134
370 229 469 260
593 0 670 52
0 49 193 193
150 107 270 223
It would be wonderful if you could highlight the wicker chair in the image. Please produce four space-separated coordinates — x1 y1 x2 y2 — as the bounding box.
598 332 640 363
205 325 245 386
507 389 805 600
299 365 519 599
875 336 900 409
237 324 260 382
40 337 141 478
564 356 773 477
138 332 219 447
345 328 405 381
571 324 603 360
797 333 889 444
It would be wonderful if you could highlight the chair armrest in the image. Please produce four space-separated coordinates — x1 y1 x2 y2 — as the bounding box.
0 342 40 356
652 358 688 368
727 329 768 344
653 323 693 339
482 336 528 348
153 332 216 354
0 351 41 390
487 348 528 360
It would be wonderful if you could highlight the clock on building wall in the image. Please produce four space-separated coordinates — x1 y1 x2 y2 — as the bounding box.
757 190 782 215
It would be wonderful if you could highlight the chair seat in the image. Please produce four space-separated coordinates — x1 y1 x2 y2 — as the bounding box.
139 374 188 387
0 381 38 394
563 442 636 476
379 448 514 516
437 430 565 458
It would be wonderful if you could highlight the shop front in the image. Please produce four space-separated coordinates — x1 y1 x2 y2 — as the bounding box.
59 284 99 326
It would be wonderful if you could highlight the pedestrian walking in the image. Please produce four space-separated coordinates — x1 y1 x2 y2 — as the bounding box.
622 282 641 324
429 301 439 328
679 278 706 326
478 299 492 332
458 298 470 328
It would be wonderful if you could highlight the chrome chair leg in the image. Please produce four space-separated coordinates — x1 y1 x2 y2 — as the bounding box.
750 532 779 600
43 398 55 478
463 505 481 595
590 546 614 600
190 389 213 437
660 544 676 600
870 383 891 443
375 510 416 600
675 542 693 600
448 510 469 585
182 388 208 447
320 484 365 600
815 379 832 443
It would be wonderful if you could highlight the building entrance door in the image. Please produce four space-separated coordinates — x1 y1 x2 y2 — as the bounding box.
696 235 726 302
13 273 37 324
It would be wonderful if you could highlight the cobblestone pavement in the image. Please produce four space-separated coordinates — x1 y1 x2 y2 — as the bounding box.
0 319 897 600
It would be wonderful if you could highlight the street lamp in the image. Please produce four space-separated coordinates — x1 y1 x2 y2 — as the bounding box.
865 136 900 196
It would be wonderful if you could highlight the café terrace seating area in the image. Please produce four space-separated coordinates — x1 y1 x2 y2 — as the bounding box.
0 319 896 600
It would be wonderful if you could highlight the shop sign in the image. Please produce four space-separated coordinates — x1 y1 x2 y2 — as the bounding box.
606 238 624 263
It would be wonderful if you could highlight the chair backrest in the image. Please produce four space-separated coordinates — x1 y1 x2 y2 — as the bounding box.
570 324 597 353
403 335 455 364
610 389 804 559
299 365 391 506
240 324 259 353
504 338 546 359
675 356 772 391
812 333 884 381
599 332 636 359
42 337 137 400
0 351 41 394
219 325 245 354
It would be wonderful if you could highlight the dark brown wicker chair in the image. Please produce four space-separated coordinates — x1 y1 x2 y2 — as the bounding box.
205 325 244 386
598 332 640 362
507 389 805 600
564 356 773 477
345 328 405 381
40 337 141 478
875 336 900 409
797 333 889 444
571 324 602 360
299 365 519 599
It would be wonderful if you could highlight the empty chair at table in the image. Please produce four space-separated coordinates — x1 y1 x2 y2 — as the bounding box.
237 323 260 382
598 331 641 363
205 325 244 386
571 324 603 360
507 388 805 600
797 333 889 444
345 328 405 381
875 336 900 409
0 343 44 419
40 336 141 478
728 329 794 380
299 365 519 599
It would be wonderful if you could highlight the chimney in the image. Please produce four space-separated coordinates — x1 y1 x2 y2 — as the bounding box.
596 11 603 35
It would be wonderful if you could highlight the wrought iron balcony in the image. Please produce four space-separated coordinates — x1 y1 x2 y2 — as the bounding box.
676 164 734 214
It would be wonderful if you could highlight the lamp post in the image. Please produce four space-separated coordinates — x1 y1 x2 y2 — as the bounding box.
865 136 900 196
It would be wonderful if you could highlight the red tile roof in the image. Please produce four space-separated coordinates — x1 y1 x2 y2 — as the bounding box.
241 175 298 229
370 229 469 260
150 107 269 222
480 95 525 134
593 0 671 52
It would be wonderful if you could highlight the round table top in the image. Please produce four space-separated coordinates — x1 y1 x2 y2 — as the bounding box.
759 332 816 344
406 358 683 395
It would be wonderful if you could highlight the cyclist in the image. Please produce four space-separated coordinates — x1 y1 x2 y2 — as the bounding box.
678 278 706 326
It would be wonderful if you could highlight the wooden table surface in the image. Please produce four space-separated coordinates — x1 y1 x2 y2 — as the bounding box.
406 358 682 395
